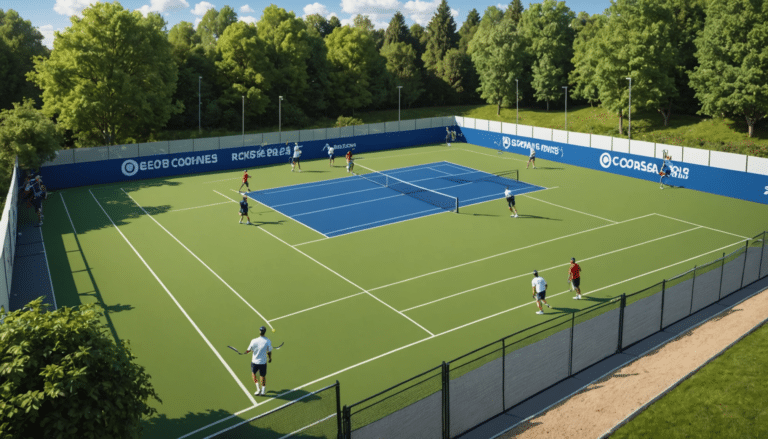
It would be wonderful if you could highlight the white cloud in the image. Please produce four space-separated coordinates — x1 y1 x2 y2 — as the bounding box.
240 4 254 13
39 25 57 49
303 2 330 17
403 0 443 26
341 0 400 15
239 16 257 24
191 1 216 16
53 0 100 16
137 0 190 16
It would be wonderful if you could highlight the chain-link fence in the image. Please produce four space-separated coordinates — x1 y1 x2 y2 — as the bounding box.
340 233 767 438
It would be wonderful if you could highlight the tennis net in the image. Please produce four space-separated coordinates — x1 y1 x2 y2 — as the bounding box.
354 164 459 213
441 169 519 188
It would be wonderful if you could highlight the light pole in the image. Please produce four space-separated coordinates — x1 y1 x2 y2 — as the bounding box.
515 79 519 125
278 95 283 142
626 77 632 139
198 76 202 133
562 86 568 131
397 86 403 122
242 95 245 144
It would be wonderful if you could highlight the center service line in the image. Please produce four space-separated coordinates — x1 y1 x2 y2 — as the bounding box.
88 190 257 406
120 188 274 330
215 191 435 337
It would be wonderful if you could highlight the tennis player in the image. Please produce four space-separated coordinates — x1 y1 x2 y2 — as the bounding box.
328 145 335 167
531 270 551 315
659 155 673 189
505 187 518 218
346 150 354 173
239 195 251 225
244 326 272 396
526 146 536 169
32 184 48 226
291 142 302 172
569 257 582 299
238 170 252 192
446 127 451 146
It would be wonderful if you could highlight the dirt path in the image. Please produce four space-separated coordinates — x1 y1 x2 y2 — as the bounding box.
500 286 768 439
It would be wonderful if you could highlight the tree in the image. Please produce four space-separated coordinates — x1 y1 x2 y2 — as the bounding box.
422 0 459 72
381 42 424 107
690 0 768 137
303 30 332 117
569 13 606 107
0 9 49 110
383 11 411 47
519 0 575 111
665 0 706 113
593 0 678 133
469 6 527 115
504 0 525 25
29 3 180 146
0 298 160 438
168 21 200 65
437 48 474 103
354 14 385 50
326 26 387 113
215 22 271 125
305 14 333 38
457 8 481 54
197 5 237 55
328 16 342 32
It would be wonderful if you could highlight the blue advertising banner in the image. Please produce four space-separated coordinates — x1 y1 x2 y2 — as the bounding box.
41 127 449 190
460 127 768 205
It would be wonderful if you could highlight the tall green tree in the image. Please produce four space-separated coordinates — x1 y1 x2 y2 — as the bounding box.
0 298 160 439
504 0 525 25
383 11 411 47
326 26 387 113
0 9 49 110
197 6 237 55
166 21 214 130
29 3 180 146
303 30 333 117
354 14 385 50
690 0 768 137
569 13 606 107
305 14 334 38
593 0 678 134
457 8 481 54
519 0 575 111
422 0 459 72
666 0 707 114
381 41 424 108
215 21 271 126
469 6 527 115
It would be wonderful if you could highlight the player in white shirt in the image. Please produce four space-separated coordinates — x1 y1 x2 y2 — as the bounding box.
245 326 273 396
328 145 335 167
526 146 536 169
659 154 673 189
504 187 518 218
291 142 302 172
531 270 551 315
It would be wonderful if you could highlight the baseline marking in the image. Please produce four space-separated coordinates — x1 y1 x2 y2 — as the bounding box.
220 189 329 238
216 192 434 336
170 201 232 212
653 213 750 240
522 194 617 224
87 190 257 406
120 188 274 330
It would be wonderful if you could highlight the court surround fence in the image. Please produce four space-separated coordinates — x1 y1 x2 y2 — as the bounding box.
0 159 19 318
336 232 767 439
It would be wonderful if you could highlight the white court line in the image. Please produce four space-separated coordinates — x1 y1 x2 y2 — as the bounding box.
271 292 367 321
215 191 434 337
169 201 231 212
203 177 240 184
292 192 408 217
183 239 742 439
121 188 274 330
653 213 750 240
456 147 528 162
39 200 57 310
324 207 443 236
87 190 257 406
400 226 702 312
522 194 617 224
271 185 385 208
368 214 656 293
221 189 329 238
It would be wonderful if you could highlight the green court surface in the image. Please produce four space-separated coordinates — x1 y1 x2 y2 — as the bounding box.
38 143 768 438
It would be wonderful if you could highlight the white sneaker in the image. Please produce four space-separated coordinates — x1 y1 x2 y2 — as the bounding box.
247 222 251 225
511 214 515 218
260 389 266 396
573 295 581 300
514 214 518 218
239 221 242 224
536 310 544 315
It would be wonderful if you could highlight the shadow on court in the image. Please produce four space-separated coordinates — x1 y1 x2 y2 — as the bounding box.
535 166 565 170
515 214 562 221
246 220 286 227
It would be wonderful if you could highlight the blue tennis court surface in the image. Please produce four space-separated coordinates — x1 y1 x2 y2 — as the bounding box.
247 161 546 237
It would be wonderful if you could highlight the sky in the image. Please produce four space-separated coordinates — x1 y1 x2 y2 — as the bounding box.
3 0 613 49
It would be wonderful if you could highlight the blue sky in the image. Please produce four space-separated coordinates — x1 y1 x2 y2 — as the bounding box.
4 0 612 49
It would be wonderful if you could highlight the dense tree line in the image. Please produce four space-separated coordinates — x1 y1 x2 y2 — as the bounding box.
1 0 767 151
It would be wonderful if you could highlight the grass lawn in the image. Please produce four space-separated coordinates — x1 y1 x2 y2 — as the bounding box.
157 104 768 158
611 322 768 439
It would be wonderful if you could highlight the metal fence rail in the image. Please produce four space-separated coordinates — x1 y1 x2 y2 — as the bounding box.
0 159 19 317
340 232 767 439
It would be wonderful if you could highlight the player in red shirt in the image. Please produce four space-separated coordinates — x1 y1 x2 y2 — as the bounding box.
345 150 354 173
239 170 252 192
569 257 582 300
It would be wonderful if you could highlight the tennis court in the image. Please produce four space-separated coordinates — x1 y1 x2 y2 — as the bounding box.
37 142 767 438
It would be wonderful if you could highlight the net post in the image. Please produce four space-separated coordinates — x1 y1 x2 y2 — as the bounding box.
617 294 626 353
689 265 697 315
455 198 459 213
568 312 575 376
741 240 749 288
342 405 351 439
335 381 342 439
659 279 666 331
718 253 725 300
441 361 450 439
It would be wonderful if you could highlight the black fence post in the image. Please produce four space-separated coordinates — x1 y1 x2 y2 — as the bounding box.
760 232 766 279
342 405 351 439
501 339 506 411
568 312 575 376
689 266 697 315
442 362 450 439
336 381 342 439
617 294 626 353
741 240 749 288
719 253 726 300
659 279 666 331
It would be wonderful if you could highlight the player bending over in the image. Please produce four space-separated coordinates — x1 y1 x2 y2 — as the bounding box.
504 187 518 218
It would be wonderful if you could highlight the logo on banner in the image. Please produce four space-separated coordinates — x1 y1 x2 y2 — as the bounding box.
323 142 356 151
598 152 690 179
764 186 768 195
502 137 512 149
599 153 612 169
122 159 139 176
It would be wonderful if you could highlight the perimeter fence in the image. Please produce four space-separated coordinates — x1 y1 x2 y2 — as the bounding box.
339 232 767 439
0 159 20 318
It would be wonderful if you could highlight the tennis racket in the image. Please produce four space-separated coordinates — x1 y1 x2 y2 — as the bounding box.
227 345 244 355
275 342 285 349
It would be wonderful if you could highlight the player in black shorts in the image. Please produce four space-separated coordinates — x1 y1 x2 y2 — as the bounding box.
504 187 518 218
239 195 251 225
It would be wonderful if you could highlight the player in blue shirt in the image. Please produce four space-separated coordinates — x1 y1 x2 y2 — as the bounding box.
659 154 673 189
239 195 251 225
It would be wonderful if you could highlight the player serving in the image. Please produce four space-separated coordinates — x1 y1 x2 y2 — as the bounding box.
291 142 302 172
659 153 673 189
